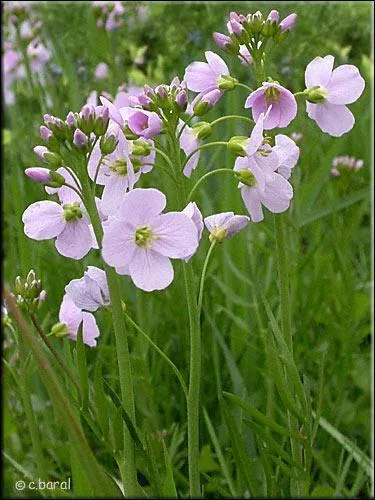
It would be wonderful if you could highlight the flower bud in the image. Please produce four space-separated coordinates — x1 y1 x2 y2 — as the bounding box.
40 125 52 142
66 111 77 128
131 140 152 157
193 89 222 116
50 322 70 338
280 13 297 32
154 84 169 101
94 106 109 136
73 129 89 151
227 136 249 157
26 269 36 286
14 276 24 295
249 11 264 34
175 89 188 110
100 133 118 155
229 18 249 44
44 151 63 167
25 167 52 184
234 168 256 186
80 104 95 134
217 75 238 91
267 9 279 23
138 93 152 108
33 145 49 161
192 121 212 140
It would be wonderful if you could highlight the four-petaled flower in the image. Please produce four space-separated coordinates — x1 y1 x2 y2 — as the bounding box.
102 188 199 291
304 55 365 136
58 294 100 347
204 212 250 243
65 266 110 312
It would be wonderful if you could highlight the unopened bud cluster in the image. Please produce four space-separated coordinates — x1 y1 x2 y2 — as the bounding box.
213 9 297 58
14 270 46 311
136 77 188 115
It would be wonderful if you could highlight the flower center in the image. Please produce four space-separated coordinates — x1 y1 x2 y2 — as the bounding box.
257 137 272 156
265 86 280 105
63 202 83 222
134 225 153 248
209 226 227 243
235 168 257 187
305 85 327 103
108 158 128 176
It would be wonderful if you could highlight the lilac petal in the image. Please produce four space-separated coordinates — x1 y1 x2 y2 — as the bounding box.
59 294 82 333
183 202 204 240
224 215 249 237
326 64 365 105
87 138 112 184
254 147 279 173
55 218 93 259
275 88 297 128
119 188 166 226
273 135 300 179
241 186 264 223
102 220 137 268
100 96 124 126
81 312 100 347
205 51 229 77
306 101 354 137
65 277 103 312
129 248 174 292
305 55 334 89
234 155 267 193
245 87 265 109
246 112 266 156
151 212 199 259
86 266 109 300
184 61 216 93
178 121 200 177
262 104 281 130
204 212 234 233
261 173 293 213
22 201 65 240
101 175 130 217
247 93 267 123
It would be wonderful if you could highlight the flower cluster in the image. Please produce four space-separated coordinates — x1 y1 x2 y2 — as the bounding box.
92 1 125 31
13 270 46 312
330 155 364 177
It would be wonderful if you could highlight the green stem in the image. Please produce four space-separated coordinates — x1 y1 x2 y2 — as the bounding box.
170 137 202 497
235 82 254 93
188 169 235 202
210 115 254 128
181 141 228 173
124 312 188 398
198 241 216 314
80 172 139 496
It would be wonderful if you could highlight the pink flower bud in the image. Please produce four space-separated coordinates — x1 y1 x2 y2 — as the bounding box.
25 167 51 184
73 129 88 149
40 125 52 142
175 89 188 110
280 13 297 32
230 18 244 35
66 111 77 127
213 32 232 50
267 10 279 22
95 62 109 80
33 145 49 161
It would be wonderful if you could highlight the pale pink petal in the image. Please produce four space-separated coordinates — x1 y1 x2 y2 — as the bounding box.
59 294 82 333
261 173 293 213
81 312 100 347
119 188 166 225
246 112 266 156
241 187 264 223
273 134 300 179
326 64 365 105
184 61 216 93
101 175 130 216
129 249 174 292
306 101 354 137
65 277 103 312
204 212 234 232
151 212 199 259
305 55 334 88
205 50 229 77
101 220 137 268
100 96 124 126
55 219 93 259
22 201 65 240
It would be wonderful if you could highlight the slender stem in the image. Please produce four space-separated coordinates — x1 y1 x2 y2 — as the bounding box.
197 241 216 314
29 311 80 391
151 146 176 172
92 154 105 195
64 183 85 204
294 91 307 97
181 142 228 173
124 312 188 398
210 115 254 128
235 82 254 93
61 164 82 191
170 136 202 497
187 168 235 202
80 171 139 496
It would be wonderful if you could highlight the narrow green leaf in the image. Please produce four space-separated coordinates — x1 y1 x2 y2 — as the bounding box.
161 440 177 498
76 324 89 412
94 360 109 438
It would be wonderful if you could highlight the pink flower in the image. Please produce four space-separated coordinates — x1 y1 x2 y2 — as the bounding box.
59 295 100 347
65 266 109 312
272 134 300 179
233 112 294 222
27 38 50 72
245 82 297 129
88 125 154 216
102 188 199 291
239 45 252 65
22 200 94 259
184 51 229 95
182 202 203 260
304 55 365 136
279 13 297 32
204 212 250 242
128 110 163 139
95 62 109 80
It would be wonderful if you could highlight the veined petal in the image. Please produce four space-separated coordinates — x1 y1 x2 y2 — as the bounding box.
184 61 216 93
151 212 199 259
305 55 334 88
326 64 365 105
101 219 137 268
55 218 93 259
129 249 174 292
101 175 130 217
22 201 65 240
81 312 100 347
205 50 229 77
306 101 354 137
119 188 166 225
240 186 264 223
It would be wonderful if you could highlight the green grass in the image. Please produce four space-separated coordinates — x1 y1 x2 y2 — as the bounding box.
2 1 372 498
